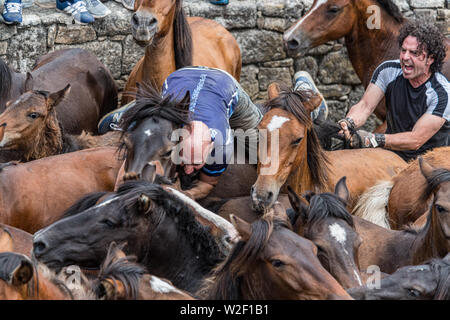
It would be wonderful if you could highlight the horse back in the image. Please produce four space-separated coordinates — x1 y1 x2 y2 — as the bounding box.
326 148 407 209
0 147 122 233
188 17 242 81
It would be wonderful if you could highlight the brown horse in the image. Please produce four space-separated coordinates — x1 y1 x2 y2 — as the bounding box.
283 0 450 122
93 242 194 300
0 85 121 162
197 214 352 300
0 224 33 257
0 147 122 233
287 178 364 289
0 49 118 135
122 0 241 105
354 146 450 229
251 83 407 213
352 157 450 273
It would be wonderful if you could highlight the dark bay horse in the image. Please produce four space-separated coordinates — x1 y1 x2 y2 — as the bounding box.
251 83 407 213
0 85 122 162
32 180 236 294
283 0 450 123
93 242 194 300
351 157 450 273
122 0 241 105
348 254 450 300
287 177 364 289
0 147 122 233
0 49 118 135
197 215 352 300
354 146 450 230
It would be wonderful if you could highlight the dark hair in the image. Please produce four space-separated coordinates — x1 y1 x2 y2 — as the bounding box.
398 20 447 74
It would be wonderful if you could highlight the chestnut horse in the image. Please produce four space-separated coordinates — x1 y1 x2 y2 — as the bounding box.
354 146 450 229
122 0 241 105
0 49 118 135
0 85 122 162
251 84 407 213
0 224 33 257
351 157 450 274
0 147 122 233
283 0 450 122
197 215 353 300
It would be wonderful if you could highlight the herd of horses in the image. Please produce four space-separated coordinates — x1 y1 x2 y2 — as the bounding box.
0 0 449 300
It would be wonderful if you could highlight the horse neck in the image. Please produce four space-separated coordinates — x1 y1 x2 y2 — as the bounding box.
142 28 177 89
412 206 449 265
345 0 404 85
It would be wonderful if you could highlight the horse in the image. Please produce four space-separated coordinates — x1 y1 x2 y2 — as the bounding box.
0 147 122 234
251 83 407 213
196 214 352 300
122 0 241 105
354 146 450 230
0 85 122 162
0 224 33 257
93 242 194 300
32 180 237 294
0 49 118 135
348 254 450 300
287 177 364 289
283 0 450 124
348 157 450 273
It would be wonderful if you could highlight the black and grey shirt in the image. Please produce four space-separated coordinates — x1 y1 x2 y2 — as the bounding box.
371 59 450 161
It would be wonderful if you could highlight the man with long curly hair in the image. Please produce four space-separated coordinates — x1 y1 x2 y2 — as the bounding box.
338 19 449 161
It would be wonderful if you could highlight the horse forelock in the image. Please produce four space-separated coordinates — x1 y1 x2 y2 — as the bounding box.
422 168 450 202
307 193 354 228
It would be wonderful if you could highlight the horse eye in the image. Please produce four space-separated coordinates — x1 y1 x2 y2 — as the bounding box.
292 137 303 145
161 150 172 159
101 219 117 228
435 204 446 214
407 288 421 297
27 112 40 119
328 5 340 13
271 259 285 268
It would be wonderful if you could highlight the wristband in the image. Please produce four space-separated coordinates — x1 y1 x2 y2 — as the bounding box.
374 133 385 148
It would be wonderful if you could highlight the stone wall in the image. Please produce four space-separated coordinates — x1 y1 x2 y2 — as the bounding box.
1 0 449 130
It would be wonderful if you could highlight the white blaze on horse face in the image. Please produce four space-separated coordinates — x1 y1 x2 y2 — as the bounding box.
329 222 347 245
285 0 328 39
150 276 183 294
145 129 152 137
267 115 290 132
94 197 119 208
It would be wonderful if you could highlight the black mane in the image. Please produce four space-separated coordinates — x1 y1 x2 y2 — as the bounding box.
375 0 404 23
0 58 12 107
307 192 354 228
421 168 450 202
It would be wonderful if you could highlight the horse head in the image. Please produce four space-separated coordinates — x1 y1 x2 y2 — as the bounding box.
119 82 190 183
288 177 364 289
251 82 327 213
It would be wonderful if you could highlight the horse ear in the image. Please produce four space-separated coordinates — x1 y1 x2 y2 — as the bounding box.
138 194 151 214
304 93 323 113
230 214 251 242
24 72 33 92
48 84 71 110
334 176 350 204
418 157 435 180
107 242 127 263
287 186 309 221
11 258 34 286
0 228 14 253
268 82 281 99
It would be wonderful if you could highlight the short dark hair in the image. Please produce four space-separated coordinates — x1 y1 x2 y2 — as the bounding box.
398 20 447 74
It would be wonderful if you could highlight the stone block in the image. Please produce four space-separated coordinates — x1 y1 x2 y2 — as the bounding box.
55 25 97 45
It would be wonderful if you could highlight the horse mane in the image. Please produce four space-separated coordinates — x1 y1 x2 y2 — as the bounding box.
174 0 193 68
374 0 404 23
197 218 290 299
116 180 225 271
307 192 354 228
62 191 110 219
420 167 450 202
263 84 329 191
0 58 12 105
94 244 145 300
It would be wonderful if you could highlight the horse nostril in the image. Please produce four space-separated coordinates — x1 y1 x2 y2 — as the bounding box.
267 192 273 200
131 13 139 27
287 38 300 51
149 17 157 28
33 241 47 257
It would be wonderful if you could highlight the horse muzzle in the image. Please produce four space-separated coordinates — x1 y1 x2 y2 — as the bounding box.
283 30 311 58
131 12 158 45
250 185 278 214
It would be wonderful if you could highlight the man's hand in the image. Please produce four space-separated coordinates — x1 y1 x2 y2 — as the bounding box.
349 130 385 149
338 117 356 141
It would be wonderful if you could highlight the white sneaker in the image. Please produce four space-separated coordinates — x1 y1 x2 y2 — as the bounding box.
84 0 110 18
294 71 329 120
